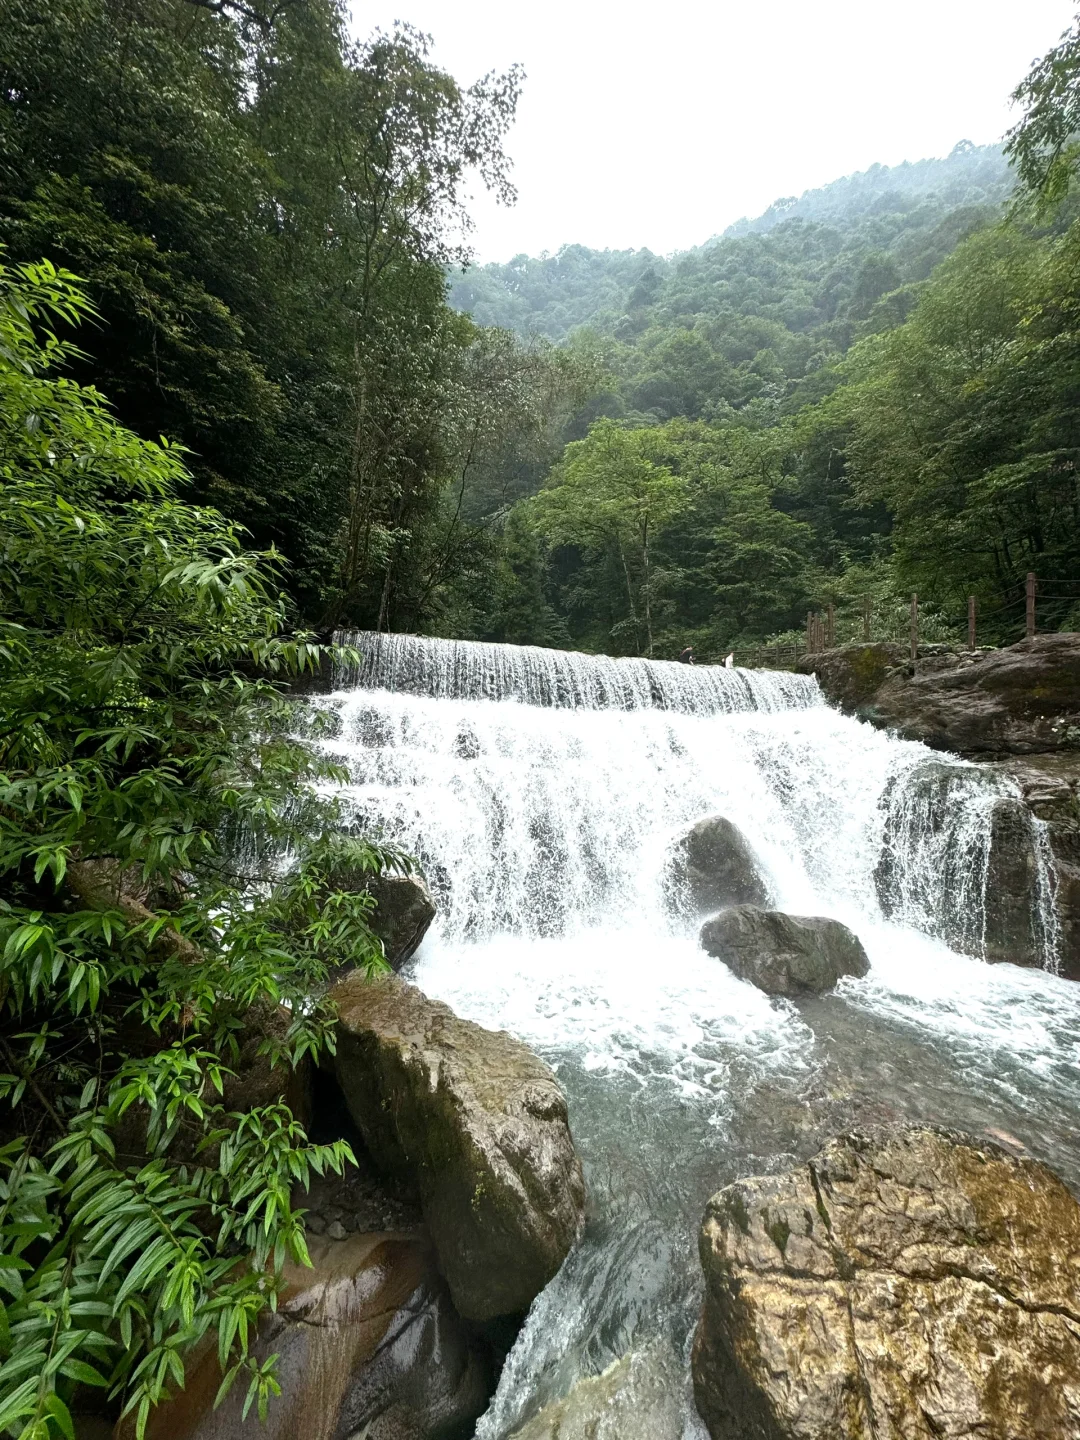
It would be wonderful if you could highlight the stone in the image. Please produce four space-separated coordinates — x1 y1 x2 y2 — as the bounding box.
994 753 1080 982
800 634 1080 760
875 756 1069 977
365 871 437 969
668 815 770 916
699 906 869 995
331 971 586 1321
121 1231 491 1440
796 641 906 713
507 1346 683 1440
692 1124 1080 1440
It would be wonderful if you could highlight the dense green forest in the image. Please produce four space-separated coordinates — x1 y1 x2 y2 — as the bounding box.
450 132 1080 657
3 0 1080 1432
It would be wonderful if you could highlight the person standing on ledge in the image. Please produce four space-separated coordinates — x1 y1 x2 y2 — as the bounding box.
678 646 696 664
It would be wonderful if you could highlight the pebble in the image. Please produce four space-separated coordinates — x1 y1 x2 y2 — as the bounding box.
327 1220 347 1241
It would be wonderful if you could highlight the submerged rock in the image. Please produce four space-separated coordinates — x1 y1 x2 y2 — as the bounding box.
332 971 586 1321
365 871 437 968
668 815 770 915
692 1124 1080 1440
124 1231 490 1440
507 1346 683 1440
699 906 869 995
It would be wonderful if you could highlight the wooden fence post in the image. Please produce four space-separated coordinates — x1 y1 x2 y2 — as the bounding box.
863 596 871 642
806 612 813 653
968 596 976 651
826 602 835 649
910 592 918 662
1027 572 1036 640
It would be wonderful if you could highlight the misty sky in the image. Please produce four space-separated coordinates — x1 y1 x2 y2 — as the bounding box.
350 0 1077 263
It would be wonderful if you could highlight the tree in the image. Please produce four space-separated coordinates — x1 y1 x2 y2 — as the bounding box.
0 258 400 1438
835 222 1080 633
1006 14 1080 209
530 420 690 655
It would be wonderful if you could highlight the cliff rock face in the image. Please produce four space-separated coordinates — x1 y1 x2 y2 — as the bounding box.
699 907 869 995
332 972 586 1322
994 753 1080 982
692 1125 1080 1440
798 635 1080 758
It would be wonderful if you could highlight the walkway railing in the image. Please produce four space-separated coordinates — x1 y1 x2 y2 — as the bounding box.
736 572 1080 669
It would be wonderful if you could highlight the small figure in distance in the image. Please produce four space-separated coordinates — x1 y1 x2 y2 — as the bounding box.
678 645 696 664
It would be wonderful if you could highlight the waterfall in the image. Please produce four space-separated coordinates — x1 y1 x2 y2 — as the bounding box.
333 629 817 714
310 634 1080 1438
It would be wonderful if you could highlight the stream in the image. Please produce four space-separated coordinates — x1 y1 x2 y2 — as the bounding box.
312 633 1080 1438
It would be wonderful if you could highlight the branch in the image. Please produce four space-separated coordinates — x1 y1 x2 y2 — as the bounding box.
180 0 295 34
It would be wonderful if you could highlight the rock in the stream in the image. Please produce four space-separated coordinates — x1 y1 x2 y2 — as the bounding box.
123 1231 490 1440
332 971 586 1322
669 815 770 915
994 752 1080 982
692 1124 1080 1440
700 906 869 995
507 1346 683 1440
365 871 437 968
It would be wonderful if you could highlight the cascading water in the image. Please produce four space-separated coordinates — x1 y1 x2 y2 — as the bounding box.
310 633 1080 1438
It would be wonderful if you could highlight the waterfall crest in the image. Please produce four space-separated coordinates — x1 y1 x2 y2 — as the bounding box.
334 630 819 714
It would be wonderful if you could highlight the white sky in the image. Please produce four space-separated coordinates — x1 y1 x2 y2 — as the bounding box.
350 0 1078 263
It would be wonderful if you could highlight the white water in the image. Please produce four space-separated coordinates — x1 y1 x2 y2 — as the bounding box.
311 635 1080 1438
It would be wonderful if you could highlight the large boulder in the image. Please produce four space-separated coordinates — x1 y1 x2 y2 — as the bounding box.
331 971 586 1321
692 1125 1080 1440
365 871 437 968
507 1347 682 1440
669 815 770 916
801 635 1080 759
122 1231 490 1440
994 753 1080 981
875 757 1066 975
700 906 869 996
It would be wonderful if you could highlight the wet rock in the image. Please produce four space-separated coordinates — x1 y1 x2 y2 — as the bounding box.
669 815 770 916
795 641 906 713
875 756 1067 975
332 971 586 1321
700 906 869 995
692 1124 1080 1440
801 634 1080 759
124 1231 491 1440
365 871 437 968
994 753 1080 982
507 1346 683 1440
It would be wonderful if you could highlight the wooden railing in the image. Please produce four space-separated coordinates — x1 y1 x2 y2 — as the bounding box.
736 573 1080 669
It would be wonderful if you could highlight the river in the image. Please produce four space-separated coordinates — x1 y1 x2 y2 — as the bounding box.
313 633 1080 1437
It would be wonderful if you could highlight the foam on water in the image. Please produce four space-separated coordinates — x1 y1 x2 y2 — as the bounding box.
309 639 1080 1437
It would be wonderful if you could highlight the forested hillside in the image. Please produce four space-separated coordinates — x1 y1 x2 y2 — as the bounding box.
0 0 598 637
449 114 1080 660
449 141 1013 351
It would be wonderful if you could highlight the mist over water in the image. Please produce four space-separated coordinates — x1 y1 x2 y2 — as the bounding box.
313 635 1080 1437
